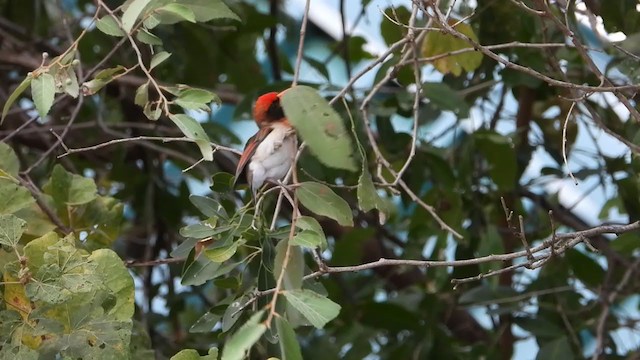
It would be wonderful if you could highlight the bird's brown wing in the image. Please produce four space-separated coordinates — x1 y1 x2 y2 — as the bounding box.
233 126 273 186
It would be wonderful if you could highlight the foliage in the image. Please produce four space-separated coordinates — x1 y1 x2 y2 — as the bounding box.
1 0 640 359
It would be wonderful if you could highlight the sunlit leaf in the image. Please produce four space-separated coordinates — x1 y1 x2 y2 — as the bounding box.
296 182 353 226
122 0 152 33
31 73 56 118
283 289 341 329
150 51 171 70
136 28 163 45
422 19 483 76
135 82 149 106
280 86 357 171
43 164 97 206
0 214 27 247
96 15 125 36
275 317 303 360
0 179 35 214
1 75 32 124
169 114 213 161
221 311 266 360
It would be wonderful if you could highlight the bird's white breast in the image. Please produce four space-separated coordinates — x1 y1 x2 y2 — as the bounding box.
248 123 296 193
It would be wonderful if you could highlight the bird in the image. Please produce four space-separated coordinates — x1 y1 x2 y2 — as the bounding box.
234 92 297 196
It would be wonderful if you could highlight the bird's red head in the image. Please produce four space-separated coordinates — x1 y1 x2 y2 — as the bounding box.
253 92 286 126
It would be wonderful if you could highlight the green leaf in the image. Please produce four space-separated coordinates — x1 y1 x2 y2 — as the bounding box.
211 172 235 193
143 102 162 120
0 179 35 214
274 240 304 291
422 82 470 117
134 82 149 106
2 75 32 124
43 164 98 206
280 86 357 171
283 289 341 329
82 66 127 95
95 65 127 80
156 4 196 23
221 311 267 360
179 223 231 239
31 73 55 118
96 15 125 36
0 214 27 247
422 19 483 76
171 348 218 360
293 216 327 250
180 0 240 23
168 114 213 161
290 230 322 249
189 195 227 219
136 28 163 45
88 249 135 320
122 0 152 34
205 240 244 263
536 336 574 360
175 88 219 112
150 51 172 70
181 255 222 286
275 317 303 360
0 142 20 177
62 67 79 98
296 182 353 226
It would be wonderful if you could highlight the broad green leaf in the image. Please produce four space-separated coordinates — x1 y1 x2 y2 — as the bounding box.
283 289 341 329
82 66 127 95
62 67 79 98
222 296 249 332
2 75 32 124
122 0 152 33
356 167 388 224
88 249 135 320
136 28 163 45
71 196 124 250
134 82 149 106
280 86 357 171
293 216 327 250
422 82 470 117
96 15 125 36
181 253 222 286
179 223 231 239
514 317 565 339
176 0 239 23
24 236 99 304
43 164 97 206
422 19 483 76
156 3 196 23
205 240 244 263
94 65 127 80
189 195 228 219
274 240 304 291
275 317 303 360
31 73 55 118
221 311 267 360
296 182 353 226
0 142 20 177
171 348 217 360
150 51 171 70
536 336 574 360
175 88 219 112
290 230 322 249
0 214 27 247
0 179 35 214
169 114 213 161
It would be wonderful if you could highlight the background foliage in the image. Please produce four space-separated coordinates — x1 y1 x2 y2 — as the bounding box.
1 0 640 359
